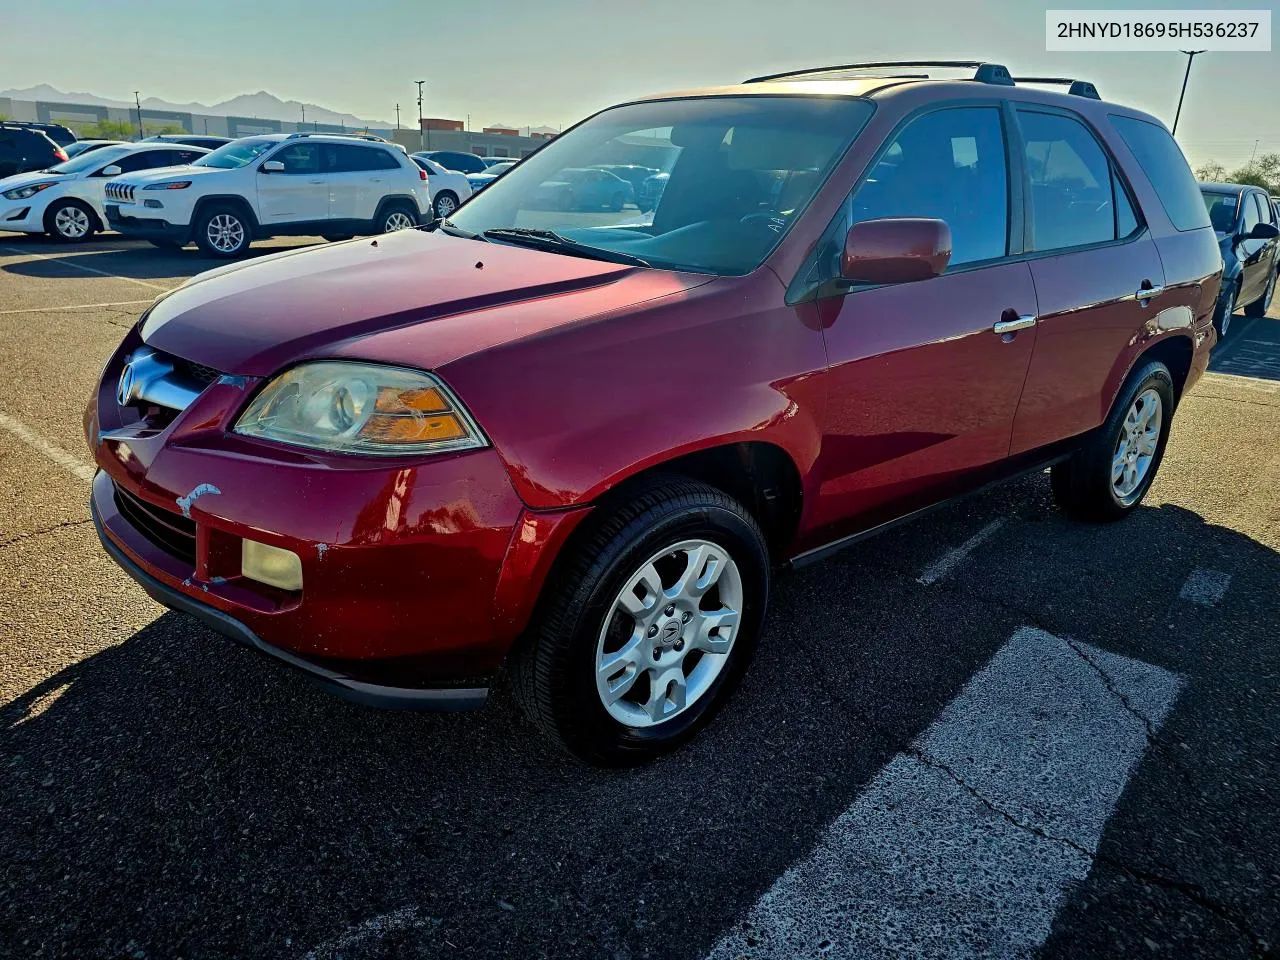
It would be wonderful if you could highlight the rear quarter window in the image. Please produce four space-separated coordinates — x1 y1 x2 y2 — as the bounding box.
1109 115 1210 232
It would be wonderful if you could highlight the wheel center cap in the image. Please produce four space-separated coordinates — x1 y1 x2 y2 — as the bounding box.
657 619 682 647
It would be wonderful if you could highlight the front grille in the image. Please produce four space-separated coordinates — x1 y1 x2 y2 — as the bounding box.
173 357 222 385
113 483 196 565
106 183 136 202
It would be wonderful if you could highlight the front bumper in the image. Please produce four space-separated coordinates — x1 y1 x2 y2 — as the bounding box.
92 492 488 710
0 202 43 233
106 204 191 242
86 332 591 705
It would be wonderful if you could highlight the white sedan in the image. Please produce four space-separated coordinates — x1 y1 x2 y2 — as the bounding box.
410 155 474 219
0 141 208 242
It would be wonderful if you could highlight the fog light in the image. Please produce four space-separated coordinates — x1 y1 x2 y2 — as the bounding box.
144 199 163 209
241 539 303 591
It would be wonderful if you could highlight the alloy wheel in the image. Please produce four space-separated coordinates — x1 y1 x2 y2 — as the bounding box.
434 195 457 218
1111 388 1162 505
595 539 742 728
383 211 415 232
207 214 245 253
1221 288 1236 337
53 206 90 240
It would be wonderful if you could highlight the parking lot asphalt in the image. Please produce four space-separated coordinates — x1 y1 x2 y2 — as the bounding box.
0 233 1277 960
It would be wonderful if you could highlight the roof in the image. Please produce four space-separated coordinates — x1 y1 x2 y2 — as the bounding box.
1200 182 1263 193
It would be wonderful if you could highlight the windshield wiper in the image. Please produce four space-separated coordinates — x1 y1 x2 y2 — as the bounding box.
426 218 487 241
483 228 650 267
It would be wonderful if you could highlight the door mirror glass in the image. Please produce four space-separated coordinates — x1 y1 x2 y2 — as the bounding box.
842 218 952 285
1246 221 1279 241
261 160 285 173
99 165 122 177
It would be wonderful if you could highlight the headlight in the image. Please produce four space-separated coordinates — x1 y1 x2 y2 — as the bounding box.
233 362 487 455
3 181 56 200
143 181 192 190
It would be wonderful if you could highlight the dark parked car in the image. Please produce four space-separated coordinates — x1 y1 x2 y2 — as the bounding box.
143 134 233 151
62 139 128 159
89 62 1219 765
0 124 68 177
417 149 488 174
1 120 77 147
482 156 514 168
590 163 660 196
1199 182 1280 336
636 171 669 212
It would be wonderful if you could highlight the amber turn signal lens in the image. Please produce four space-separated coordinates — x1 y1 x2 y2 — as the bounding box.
362 413 468 444
376 385 450 414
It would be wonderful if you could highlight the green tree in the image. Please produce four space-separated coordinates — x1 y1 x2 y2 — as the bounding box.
1194 160 1226 182
1228 154 1280 194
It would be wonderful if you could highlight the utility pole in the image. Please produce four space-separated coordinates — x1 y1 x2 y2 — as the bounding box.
301 104 306 129
1249 139 1260 165
1171 50 1204 137
395 103 401 130
415 80 426 152
133 91 144 139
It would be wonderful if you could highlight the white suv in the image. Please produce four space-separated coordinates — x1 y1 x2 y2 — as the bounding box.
105 134 432 257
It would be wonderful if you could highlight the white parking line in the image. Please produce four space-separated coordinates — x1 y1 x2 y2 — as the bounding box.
0 412 95 481
707 627 1181 960
916 518 1006 585
0 244 171 291
0 299 152 316
1179 569 1231 606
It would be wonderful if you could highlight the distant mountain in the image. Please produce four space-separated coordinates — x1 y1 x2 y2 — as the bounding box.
0 84 393 129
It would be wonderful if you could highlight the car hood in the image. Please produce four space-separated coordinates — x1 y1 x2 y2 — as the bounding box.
141 228 713 377
115 164 217 186
0 170 76 190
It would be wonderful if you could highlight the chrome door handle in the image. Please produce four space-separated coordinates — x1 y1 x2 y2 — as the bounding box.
1137 283 1165 301
993 314 1036 335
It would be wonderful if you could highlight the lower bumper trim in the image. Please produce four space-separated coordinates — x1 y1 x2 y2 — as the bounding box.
92 502 489 712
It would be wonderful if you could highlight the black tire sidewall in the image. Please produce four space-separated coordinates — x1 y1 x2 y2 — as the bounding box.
195 206 249 258
432 193 458 219
553 499 769 764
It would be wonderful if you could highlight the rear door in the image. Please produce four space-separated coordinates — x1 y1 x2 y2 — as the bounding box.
257 142 329 225
326 144 399 222
812 104 1039 531
1008 106 1166 455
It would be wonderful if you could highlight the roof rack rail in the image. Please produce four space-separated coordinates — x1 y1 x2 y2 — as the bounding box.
744 60 1014 86
285 131 389 142
1011 77 1101 99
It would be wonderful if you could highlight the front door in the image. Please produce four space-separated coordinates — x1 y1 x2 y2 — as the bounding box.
257 142 329 225
1237 192 1279 305
812 104 1038 534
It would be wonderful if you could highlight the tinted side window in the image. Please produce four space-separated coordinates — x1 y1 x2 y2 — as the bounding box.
1242 192 1261 234
274 143 320 174
851 106 1009 266
1018 110 1135 251
1253 192 1273 226
327 144 374 172
369 148 399 170
1110 115 1210 232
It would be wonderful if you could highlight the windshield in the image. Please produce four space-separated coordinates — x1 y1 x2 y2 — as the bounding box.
450 96 873 275
47 145 132 175
193 138 277 170
1201 190 1239 234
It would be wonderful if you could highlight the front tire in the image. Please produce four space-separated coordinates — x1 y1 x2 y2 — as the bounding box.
1244 270 1276 319
44 199 96 242
1214 282 1239 338
1051 360 1175 521
431 191 459 219
512 478 769 766
194 204 251 258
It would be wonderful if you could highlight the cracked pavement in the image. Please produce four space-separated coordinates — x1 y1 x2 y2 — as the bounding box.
0 236 1278 959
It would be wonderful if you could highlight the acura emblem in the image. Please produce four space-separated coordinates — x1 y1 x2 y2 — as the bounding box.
116 359 139 406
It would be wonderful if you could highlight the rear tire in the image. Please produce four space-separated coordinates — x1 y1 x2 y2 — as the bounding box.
1214 282 1239 338
194 204 251 258
431 192 459 219
1244 270 1275 319
1051 360 1175 522
511 478 769 766
44 199 96 242
377 203 418 233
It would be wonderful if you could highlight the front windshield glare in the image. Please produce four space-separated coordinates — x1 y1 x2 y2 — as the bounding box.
48 145 132 175
450 96 874 275
194 139 276 169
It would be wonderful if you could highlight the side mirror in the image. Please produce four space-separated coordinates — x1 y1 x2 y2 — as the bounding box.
1245 221 1279 241
260 160 285 173
99 165 122 177
842 217 952 285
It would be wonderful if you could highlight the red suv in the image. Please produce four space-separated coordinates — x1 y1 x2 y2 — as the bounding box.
87 62 1221 764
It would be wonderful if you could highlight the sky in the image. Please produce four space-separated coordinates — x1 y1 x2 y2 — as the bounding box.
1 0 1276 170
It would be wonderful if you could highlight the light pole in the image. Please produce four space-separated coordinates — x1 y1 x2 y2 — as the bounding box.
1171 50 1204 137
415 80 425 152
395 103 401 130
300 104 306 131
133 91 143 140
